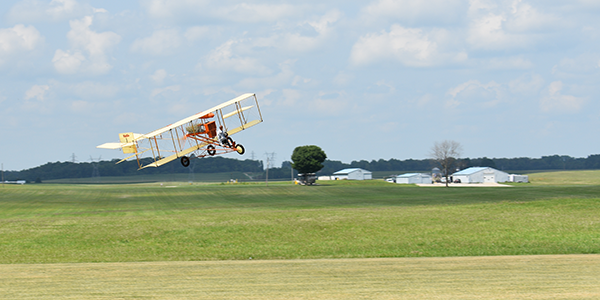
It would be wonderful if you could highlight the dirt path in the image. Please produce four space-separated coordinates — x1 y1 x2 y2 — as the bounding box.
1 255 599 299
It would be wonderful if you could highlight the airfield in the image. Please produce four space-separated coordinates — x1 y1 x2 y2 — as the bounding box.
1 170 600 298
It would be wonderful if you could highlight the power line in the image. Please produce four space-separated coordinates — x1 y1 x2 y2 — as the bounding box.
90 156 101 183
264 152 276 186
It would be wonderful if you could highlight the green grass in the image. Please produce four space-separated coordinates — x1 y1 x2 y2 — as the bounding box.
527 170 600 185
2 175 600 263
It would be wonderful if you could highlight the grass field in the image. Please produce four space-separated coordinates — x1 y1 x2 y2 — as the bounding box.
527 169 600 185
1 170 600 298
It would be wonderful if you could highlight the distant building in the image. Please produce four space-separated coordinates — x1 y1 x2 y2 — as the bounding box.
395 173 432 184
333 168 372 180
2 180 26 185
452 167 509 183
508 174 529 183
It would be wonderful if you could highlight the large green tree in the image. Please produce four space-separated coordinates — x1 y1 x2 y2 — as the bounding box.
291 145 327 174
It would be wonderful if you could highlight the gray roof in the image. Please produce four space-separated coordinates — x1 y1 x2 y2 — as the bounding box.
333 168 372 175
397 173 430 178
452 167 489 175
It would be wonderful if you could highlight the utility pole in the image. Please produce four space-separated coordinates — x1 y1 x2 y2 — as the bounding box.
264 152 275 186
188 157 195 183
2 163 4 188
90 156 101 184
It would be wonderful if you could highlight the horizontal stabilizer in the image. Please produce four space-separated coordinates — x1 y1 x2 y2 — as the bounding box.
97 142 127 150
96 133 143 154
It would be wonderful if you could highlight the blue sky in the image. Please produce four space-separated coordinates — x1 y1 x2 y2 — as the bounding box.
1 0 600 171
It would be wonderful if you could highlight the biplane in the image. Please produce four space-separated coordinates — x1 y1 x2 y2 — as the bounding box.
97 93 263 169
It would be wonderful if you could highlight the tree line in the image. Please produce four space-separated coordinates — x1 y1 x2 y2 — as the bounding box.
5 156 264 182
318 154 600 174
5 154 600 182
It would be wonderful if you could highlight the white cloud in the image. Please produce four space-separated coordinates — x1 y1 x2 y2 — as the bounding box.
577 0 600 9
185 26 210 42
67 16 120 58
52 49 85 74
252 10 342 53
281 89 302 106
509 73 544 95
333 71 354 86
552 53 600 77
486 55 534 70
0 24 43 65
7 0 99 23
142 0 297 23
53 16 121 75
467 13 526 50
350 24 466 67
150 69 168 84
24 85 50 101
131 29 182 56
311 91 349 116
540 81 586 113
203 40 271 75
416 93 435 107
47 0 78 18
362 0 468 25
446 80 504 109
151 85 180 97
214 3 298 23
506 0 561 33
237 60 297 89
66 81 120 99
467 0 561 50
70 100 93 113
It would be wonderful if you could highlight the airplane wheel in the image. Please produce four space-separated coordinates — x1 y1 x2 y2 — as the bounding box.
181 156 190 167
207 145 216 156
236 144 245 155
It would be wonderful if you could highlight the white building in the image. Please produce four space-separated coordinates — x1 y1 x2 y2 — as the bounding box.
2 180 26 185
452 167 509 183
333 168 372 180
395 173 432 184
508 174 529 183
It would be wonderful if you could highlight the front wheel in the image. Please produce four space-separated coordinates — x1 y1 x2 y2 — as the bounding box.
207 145 216 156
181 156 190 167
236 144 245 155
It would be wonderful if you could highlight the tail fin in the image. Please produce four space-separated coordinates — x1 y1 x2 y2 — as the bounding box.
119 132 138 154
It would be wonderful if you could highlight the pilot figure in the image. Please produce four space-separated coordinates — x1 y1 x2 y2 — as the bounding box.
217 125 230 147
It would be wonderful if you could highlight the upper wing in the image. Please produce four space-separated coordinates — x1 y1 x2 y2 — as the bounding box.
142 93 256 140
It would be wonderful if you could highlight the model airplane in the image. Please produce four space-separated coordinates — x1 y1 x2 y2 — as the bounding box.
97 93 263 169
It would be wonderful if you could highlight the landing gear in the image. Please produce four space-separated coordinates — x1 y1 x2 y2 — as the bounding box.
235 144 245 155
207 145 216 156
223 137 234 147
180 156 190 167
